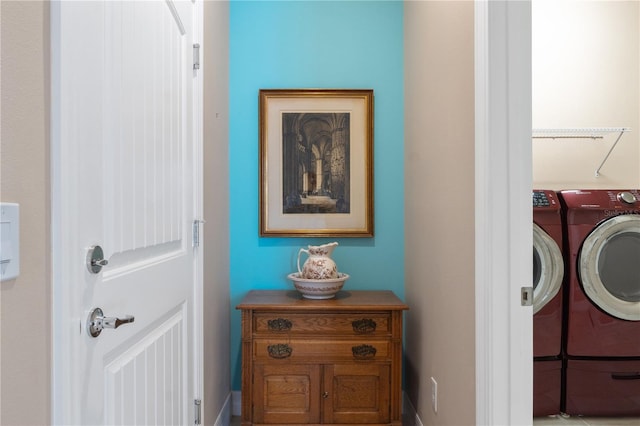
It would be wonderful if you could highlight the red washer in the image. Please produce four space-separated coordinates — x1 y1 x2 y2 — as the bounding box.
533 190 565 358
560 189 640 416
532 190 565 417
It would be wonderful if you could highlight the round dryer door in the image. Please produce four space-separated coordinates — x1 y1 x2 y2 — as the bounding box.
579 214 640 321
533 223 564 314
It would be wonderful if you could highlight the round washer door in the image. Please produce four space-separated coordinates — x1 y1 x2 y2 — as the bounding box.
533 223 564 314
579 214 640 321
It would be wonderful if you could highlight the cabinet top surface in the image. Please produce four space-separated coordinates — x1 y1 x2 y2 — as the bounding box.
236 290 409 311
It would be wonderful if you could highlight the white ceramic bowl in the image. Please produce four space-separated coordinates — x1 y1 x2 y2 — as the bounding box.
287 272 350 299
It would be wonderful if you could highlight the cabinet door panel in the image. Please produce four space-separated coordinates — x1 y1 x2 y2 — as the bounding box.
253 363 321 424
323 363 391 424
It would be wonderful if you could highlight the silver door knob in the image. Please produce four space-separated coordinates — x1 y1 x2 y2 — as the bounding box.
87 307 135 338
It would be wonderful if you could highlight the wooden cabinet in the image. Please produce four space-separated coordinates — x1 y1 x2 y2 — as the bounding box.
237 290 408 426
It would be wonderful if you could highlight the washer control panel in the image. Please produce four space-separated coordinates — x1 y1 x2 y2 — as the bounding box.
533 190 559 208
533 191 550 207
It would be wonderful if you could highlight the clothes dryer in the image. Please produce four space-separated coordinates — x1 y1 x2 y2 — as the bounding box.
532 190 565 417
560 189 640 416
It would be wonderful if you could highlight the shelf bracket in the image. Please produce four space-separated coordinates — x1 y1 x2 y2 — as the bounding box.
595 129 627 177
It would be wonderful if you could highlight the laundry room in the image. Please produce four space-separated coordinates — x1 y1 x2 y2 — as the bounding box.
532 0 640 423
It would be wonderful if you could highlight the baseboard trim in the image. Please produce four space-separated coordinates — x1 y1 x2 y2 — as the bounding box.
213 392 232 426
231 390 242 417
403 392 424 426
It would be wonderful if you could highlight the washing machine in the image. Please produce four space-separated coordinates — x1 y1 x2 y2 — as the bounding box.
560 189 640 416
533 190 565 358
532 190 565 416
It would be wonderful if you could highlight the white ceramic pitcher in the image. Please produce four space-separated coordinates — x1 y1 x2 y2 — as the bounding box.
297 242 339 280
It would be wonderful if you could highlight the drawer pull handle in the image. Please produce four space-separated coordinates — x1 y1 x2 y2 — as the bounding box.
612 372 640 380
352 344 377 359
267 344 292 359
352 319 377 333
268 318 292 331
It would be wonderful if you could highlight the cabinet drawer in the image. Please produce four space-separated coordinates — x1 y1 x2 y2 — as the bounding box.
254 339 390 361
254 313 390 335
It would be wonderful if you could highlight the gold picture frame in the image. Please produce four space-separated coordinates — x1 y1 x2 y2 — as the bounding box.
259 89 374 237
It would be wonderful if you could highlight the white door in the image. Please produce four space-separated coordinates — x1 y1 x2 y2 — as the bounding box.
51 1 203 424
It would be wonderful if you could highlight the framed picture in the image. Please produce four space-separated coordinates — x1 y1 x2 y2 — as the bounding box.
259 89 374 237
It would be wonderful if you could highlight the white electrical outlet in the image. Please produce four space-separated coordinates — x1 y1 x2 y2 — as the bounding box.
0 203 20 281
431 376 438 413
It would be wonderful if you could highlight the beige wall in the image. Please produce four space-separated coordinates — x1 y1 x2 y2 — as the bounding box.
203 1 231 424
532 0 640 189
0 1 51 425
404 1 476 425
0 2 231 424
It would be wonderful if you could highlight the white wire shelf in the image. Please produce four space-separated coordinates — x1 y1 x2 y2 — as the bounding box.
532 127 631 177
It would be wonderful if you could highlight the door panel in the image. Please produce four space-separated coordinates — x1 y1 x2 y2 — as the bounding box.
103 0 187 264
105 307 185 425
323 363 391 424
253 363 322 424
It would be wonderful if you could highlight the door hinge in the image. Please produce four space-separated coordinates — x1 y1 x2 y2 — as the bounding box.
521 286 533 306
193 43 200 70
192 219 205 247
194 399 202 425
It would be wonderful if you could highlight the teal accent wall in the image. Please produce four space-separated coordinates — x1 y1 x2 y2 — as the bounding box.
229 0 404 390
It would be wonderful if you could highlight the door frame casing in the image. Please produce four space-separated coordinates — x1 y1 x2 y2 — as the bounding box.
191 0 205 418
50 2 82 420
475 1 533 424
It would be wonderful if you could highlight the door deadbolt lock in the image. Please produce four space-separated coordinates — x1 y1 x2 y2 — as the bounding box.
87 307 135 338
86 245 108 274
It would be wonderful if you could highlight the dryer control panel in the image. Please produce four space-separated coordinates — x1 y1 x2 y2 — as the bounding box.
561 190 640 209
610 190 638 205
